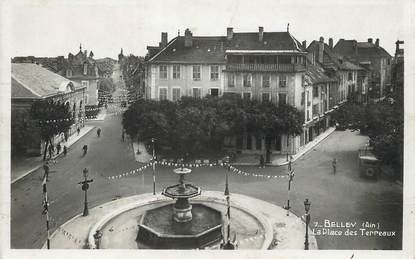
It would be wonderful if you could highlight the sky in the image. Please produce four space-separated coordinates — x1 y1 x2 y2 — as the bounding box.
4 0 407 59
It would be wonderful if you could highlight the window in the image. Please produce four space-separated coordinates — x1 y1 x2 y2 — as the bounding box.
173 65 180 79
160 65 168 79
81 81 89 91
279 75 287 88
172 88 181 102
159 88 167 100
278 93 287 105
301 92 305 105
66 69 72 77
313 104 319 116
192 88 202 98
243 74 251 87
83 63 88 75
262 74 270 88
210 88 219 96
192 66 201 81
210 65 219 81
313 86 319 98
243 92 251 100
306 110 310 121
228 74 235 87
348 72 353 81
262 93 270 102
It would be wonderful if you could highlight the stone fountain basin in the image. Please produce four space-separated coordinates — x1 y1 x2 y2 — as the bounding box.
136 203 223 249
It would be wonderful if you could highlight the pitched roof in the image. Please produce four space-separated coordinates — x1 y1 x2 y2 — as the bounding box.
11 63 82 99
149 31 305 63
333 39 392 60
305 62 337 85
308 41 363 71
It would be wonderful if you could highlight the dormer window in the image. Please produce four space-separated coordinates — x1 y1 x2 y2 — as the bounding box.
66 69 72 77
83 63 88 75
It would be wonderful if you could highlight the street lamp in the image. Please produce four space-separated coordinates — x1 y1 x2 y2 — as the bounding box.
220 155 236 250
79 168 93 216
304 198 311 250
151 138 156 195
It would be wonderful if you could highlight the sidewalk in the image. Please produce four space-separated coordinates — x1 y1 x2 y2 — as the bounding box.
232 127 335 166
132 141 152 163
11 125 95 184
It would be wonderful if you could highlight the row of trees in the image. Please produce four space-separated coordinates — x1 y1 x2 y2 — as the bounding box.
332 91 403 177
122 95 303 157
120 54 145 102
31 100 74 160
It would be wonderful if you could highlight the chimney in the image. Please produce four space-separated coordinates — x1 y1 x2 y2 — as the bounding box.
302 40 307 49
258 26 264 41
368 38 373 44
318 39 324 63
159 32 168 48
329 38 333 48
375 38 379 47
227 27 233 40
184 28 193 48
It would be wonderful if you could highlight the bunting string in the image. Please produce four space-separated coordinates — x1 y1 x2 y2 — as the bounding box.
106 161 153 181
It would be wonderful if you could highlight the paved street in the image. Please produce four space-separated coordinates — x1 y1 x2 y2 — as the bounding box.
11 112 402 249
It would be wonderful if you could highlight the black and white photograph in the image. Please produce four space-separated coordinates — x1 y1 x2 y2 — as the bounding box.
1 0 414 258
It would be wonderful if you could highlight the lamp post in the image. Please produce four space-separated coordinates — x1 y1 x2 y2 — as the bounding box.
151 138 156 195
221 156 236 250
304 198 311 250
284 169 294 216
41 175 50 249
79 168 93 216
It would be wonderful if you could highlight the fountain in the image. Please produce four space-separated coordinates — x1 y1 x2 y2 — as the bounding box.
136 167 223 249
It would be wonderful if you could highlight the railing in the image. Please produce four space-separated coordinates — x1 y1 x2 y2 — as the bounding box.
225 63 305 72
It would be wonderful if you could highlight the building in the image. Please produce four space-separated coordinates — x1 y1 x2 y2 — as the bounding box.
145 27 359 157
391 40 404 95
11 63 86 156
12 44 101 105
307 37 365 105
333 38 392 99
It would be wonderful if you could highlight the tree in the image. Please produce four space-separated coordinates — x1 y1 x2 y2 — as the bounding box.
120 55 145 102
31 100 74 160
122 96 304 157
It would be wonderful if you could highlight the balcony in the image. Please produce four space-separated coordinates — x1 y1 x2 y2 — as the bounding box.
224 63 306 73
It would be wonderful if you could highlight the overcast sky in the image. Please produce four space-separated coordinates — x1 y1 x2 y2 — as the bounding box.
5 0 406 59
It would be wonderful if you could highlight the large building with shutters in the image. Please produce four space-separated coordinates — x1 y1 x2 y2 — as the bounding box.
144 27 362 157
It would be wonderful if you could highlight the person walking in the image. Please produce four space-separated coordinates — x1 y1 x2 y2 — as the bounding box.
48 144 54 159
97 128 101 137
63 145 67 156
56 143 61 155
121 131 125 142
259 154 265 168
43 161 50 182
82 144 88 156
332 158 337 175
77 127 80 136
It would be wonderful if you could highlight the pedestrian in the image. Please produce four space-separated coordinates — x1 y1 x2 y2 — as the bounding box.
63 145 67 156
43 161 50 182
97 128 101 137
121 131 125 142
48 144 54 159
64 132 69 142
332 158 337 174
259 154 265 168
82 144 88 156
77 127 80 136
57 143 62 155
